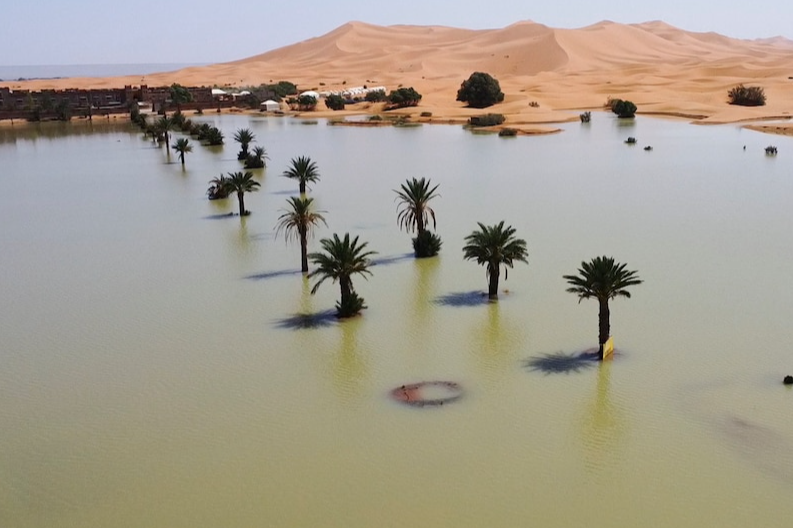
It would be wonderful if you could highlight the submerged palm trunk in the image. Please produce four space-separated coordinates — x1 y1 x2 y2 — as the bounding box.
179 153 185 166
299 226 308 273
488 264 500 300
598 298 610 358
237 192 246 215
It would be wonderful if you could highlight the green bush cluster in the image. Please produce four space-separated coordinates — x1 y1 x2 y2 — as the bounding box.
365 90 387 103
456 72 505 108
387 87 422 108
498 128 518 137
324 94 346 111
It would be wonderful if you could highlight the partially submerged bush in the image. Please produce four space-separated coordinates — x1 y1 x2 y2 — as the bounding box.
469 114 505 127
498 128 518 137
412 230 443 258
456 72 505 108
728 84 766 106
611 99 637 118
580 111 591 123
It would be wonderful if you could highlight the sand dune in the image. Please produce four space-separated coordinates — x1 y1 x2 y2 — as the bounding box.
4 20 793 125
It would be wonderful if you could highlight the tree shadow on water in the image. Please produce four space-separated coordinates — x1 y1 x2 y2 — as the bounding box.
245 269 304 281
371 253 413 267
523 350 600 375
434 290 491 307
274 309 338 330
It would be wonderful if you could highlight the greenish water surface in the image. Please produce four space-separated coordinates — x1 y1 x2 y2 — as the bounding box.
1 113 792 528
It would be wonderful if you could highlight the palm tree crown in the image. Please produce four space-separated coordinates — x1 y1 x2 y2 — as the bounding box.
234 128 255 159
463 221 528 299
155 116 175 150
563 255 642 354
395 177 440 234
283 156 320 194
275 197 328 273
172 138 192 166
308 233 376 317
224 171 260 216
563 256 642 303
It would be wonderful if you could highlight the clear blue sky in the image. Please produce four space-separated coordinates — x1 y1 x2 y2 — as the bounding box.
3 0 792 65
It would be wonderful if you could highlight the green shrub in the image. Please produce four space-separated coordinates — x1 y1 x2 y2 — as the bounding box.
324 94 346 111
456 72 505 108
387 87 422 108
469 114 505 127
368 114 383 121
580 111 591 123
365 90 387 102
204 127 224 145
728 84 766 106
498 128 518 137
297 95 317 111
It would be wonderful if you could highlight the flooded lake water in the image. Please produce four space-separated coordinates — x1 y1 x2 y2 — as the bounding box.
1 112 792 528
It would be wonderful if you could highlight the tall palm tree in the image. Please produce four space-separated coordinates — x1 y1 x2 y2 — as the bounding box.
394 177 441 257
171 138 192 166
224 171 260 216
275 197 328 273
462 221 528 300
155 116 175 151
234 128 255 160
308 233 377 318
563 256 643 359
283 156 320 194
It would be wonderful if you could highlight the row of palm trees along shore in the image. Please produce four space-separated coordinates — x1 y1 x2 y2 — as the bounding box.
134 110 643 360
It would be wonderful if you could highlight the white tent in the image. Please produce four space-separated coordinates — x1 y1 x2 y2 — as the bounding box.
261 100 280 112
211 88 227 97
299 91 320 100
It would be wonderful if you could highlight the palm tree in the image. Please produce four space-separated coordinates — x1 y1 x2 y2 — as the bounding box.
308 233 377 318
224 171 260 216
172 138 192 166
207 174 230 200
394 177 442 257
244 145 269 169
462 221 528 300
563 256 643 359
234 128 255 160
154 116 175 150
205 126 224 146
283 156 320 194
275 197 328 273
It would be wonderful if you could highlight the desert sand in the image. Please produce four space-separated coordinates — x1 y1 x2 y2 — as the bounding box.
4 20 793 128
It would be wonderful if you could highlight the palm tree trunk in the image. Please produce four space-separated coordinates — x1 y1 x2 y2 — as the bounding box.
299 182 306 194
165 132 170 151
299 226 308 273
340 276 352 305
237 192 245 215
488 264 500 300
180 153 185 166
598 298 610 358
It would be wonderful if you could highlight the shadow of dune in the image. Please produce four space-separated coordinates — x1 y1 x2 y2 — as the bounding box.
274 310 337 330
434 290 491 307
245 269 304 281
523 350 600 374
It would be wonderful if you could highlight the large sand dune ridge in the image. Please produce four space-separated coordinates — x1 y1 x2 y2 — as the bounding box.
5 20 793 124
